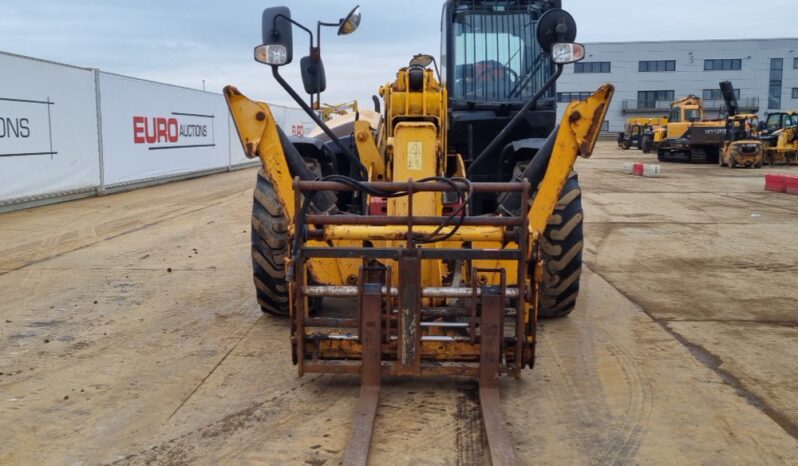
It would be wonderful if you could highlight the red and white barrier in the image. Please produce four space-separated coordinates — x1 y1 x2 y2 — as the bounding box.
765 174 798 194
623 162 661 177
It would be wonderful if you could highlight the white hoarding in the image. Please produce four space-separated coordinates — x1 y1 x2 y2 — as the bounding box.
282 106 316 137
99 73 230 186
0 52 100 202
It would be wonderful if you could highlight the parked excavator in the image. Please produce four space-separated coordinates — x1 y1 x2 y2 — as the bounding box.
224 2 612 464
657 95 726 163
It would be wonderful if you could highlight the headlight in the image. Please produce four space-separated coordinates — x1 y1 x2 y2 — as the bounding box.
254 44 288 65
551 43 586 65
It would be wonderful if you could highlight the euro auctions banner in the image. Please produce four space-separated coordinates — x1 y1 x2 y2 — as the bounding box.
0 52 100 202
132 113 214 149
99 73 230 186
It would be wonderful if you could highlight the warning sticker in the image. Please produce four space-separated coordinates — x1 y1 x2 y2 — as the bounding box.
407 141 423 170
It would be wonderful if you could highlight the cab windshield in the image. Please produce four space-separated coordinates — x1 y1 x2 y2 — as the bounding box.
684 109 702 122
766 113 798 131
452 7 548 103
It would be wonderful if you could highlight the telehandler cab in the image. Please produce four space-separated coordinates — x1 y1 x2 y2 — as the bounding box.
224 2 613 464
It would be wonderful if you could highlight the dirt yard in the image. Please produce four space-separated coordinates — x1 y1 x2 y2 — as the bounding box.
1 142 797 465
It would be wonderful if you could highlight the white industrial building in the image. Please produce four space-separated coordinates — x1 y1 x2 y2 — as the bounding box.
555 38 798 132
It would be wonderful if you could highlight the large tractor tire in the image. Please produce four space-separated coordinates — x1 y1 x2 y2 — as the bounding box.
538 173 584 319
251 169 290 316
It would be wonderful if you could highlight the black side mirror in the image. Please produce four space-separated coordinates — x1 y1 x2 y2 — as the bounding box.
300 56 327 94
256 6 293 66
536 9 577 54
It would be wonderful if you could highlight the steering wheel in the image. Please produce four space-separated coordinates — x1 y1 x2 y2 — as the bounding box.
475 61 519 83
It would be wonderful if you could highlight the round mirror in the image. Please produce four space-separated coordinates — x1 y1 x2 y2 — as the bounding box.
536 9 577 54
338 6 361 35
409 54 434 68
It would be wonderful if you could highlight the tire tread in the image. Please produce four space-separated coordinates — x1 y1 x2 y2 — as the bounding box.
251 170 290 316
538 173 584 319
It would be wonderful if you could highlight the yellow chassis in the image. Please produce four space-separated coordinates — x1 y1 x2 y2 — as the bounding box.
224 82 613 293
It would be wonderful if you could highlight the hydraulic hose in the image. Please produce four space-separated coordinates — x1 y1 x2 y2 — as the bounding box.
276 127 337 213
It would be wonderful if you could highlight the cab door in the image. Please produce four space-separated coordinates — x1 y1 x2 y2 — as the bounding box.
667 106 688 139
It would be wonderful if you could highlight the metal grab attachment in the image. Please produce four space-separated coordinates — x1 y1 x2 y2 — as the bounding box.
290 179 531 465
341 276 518 465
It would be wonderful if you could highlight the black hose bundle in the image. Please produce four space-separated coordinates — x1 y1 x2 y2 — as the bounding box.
287 175 474 280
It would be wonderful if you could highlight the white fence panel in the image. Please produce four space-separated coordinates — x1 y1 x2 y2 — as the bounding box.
99 73 230 186
282 106 316 137
0 50 309 210
0 52 100 203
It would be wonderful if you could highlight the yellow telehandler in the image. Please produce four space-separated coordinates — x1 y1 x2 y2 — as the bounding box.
225 3 612 464
718 82 764 168
720 114 763 168
763 123 798 166
617 116 667 153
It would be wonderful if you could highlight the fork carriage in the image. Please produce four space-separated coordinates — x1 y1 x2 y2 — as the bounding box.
291 179 537 379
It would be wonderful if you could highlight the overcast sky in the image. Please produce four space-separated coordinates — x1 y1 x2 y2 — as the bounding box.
2 1 797 106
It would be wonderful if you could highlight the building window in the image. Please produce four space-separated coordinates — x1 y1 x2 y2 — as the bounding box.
639 60 676 72
574 61 611 73
769 58 783 109
601 121 609 132
557 91 592 102
703 89 740 100
794 57 798 69
637 90 674 109
792 88 798 99
704 59 742 71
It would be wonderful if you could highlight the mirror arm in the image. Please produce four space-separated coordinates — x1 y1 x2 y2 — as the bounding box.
271 66 368 180
315 19 344 52
274 14 314 46
468 63 564 176
311 17 348 110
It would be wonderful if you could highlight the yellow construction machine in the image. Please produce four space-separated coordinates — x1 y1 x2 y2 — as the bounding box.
720 114 763 168
319 100 359 121
765 126 798 165
656 94 727 163
759 111 798 143
759 112 798 166
225 3 612 464
617 116 667 153
718 82 764 168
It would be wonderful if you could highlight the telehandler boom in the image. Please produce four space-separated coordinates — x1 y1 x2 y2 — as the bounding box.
225 3 613 464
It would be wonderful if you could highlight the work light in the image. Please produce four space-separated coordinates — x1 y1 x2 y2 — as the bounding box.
254 44 288 65
551 43 586 65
